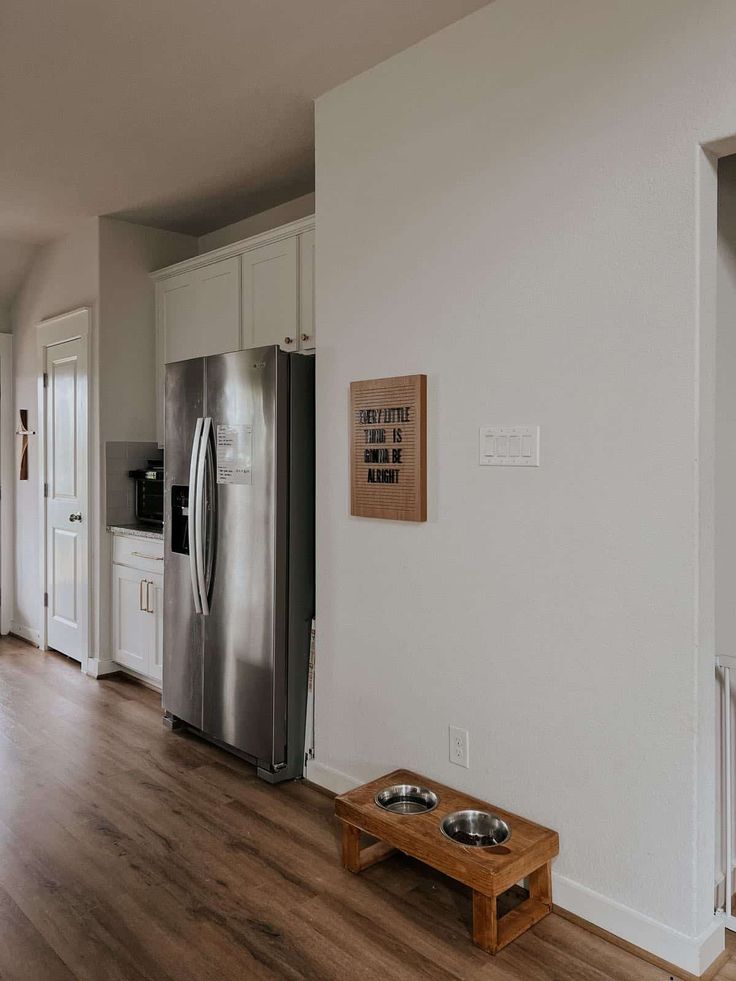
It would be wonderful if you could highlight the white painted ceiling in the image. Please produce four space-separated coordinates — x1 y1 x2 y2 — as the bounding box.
0 0 490 246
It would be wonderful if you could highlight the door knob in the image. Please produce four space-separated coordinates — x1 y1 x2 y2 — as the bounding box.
69 512 82 523
284 336 294 345
301 334 310 343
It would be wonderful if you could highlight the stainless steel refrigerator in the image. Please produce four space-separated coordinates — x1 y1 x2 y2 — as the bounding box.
162 346 314 783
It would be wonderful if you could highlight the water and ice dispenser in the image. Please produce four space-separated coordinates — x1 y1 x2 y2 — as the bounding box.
171 486 190 555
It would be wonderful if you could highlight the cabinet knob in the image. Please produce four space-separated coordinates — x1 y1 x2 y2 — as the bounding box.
284 336 294 345
300 334 310 343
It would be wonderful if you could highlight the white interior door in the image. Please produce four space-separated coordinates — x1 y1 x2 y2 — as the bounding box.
45 336 88 662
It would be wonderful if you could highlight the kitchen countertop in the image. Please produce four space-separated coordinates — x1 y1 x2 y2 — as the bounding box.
108 523 164 541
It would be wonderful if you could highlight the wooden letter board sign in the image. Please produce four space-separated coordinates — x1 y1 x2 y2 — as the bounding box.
350 374 427 522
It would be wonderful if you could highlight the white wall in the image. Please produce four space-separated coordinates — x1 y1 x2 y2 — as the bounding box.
98 218 195 444
9 217 195 655
197 193 315 253
314 0 736 972
10 219 99 641
96 218 195 662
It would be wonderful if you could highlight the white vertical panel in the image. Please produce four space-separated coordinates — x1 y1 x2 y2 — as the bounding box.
51 357 78 498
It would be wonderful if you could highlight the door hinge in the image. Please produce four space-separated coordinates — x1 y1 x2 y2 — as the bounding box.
43 592 48 608
42 371 48 388
44 482 48 498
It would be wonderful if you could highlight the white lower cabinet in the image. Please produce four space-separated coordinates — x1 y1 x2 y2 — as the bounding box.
112 538 164 685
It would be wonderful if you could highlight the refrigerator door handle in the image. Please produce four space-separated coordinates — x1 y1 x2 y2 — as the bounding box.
188 417 204 614
203 421 217 603
195 416 213 616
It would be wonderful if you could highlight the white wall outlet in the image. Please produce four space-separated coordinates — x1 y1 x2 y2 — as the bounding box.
449 725 469 768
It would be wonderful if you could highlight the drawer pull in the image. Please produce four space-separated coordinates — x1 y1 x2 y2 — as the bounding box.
130 551 163 561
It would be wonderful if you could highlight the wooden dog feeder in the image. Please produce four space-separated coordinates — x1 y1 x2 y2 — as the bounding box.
335 768 559 954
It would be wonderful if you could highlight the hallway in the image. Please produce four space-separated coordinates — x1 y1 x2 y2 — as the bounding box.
0 636 728 980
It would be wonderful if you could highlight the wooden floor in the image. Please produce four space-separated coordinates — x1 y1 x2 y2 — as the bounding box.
0 636 733 981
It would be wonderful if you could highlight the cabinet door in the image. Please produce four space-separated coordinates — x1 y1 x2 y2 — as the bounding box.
112 564 153 675
241 238 298 351
195 257 241 356
147 572 164 684
156 256 241 444
159 270 198 364
161 257 240 364
298 229 315 351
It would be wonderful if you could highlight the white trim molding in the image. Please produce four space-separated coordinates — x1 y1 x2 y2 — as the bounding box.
149 215 315 281
305 759 362 795
0 333 13 636
10 621 40 646
554 874 724 978
84 658 119 678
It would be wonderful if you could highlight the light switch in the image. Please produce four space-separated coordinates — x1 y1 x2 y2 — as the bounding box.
479 426 539 466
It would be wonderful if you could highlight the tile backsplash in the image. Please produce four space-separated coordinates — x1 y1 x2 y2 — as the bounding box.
106 442 162 526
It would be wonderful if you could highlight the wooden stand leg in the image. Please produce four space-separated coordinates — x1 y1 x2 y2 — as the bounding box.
528 861 552 908
472 891 498 954
341 821 362 873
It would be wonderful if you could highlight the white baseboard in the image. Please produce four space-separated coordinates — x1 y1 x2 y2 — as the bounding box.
9 621 40 646
84 658 119 678
84 658 162 692
714 869 729 911
306 758 725 977
554 873 723 976
115 665 162 692
304 759 362 795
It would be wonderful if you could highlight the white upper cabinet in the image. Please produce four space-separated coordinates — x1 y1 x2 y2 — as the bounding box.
299 229 315 351
152 216 315 445
160 256 240 364
241 238 298 351
158 271 198 361
195 258 241 355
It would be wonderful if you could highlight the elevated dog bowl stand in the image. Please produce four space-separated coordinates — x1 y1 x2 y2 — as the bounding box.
335 768 559 955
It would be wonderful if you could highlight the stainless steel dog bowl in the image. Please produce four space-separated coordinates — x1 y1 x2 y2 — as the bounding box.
440 809 511 847
374 784 439 815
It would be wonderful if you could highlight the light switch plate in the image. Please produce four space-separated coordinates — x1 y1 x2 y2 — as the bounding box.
479 426 539 466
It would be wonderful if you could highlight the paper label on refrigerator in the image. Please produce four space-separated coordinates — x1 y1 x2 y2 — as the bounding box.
216 424 253 484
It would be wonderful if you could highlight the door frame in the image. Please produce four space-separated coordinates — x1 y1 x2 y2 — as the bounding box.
0 333 13 636
37 308 92 670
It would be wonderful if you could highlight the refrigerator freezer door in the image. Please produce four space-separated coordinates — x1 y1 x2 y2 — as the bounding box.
163 358 205 728
188 416 204 614
202 347 288 767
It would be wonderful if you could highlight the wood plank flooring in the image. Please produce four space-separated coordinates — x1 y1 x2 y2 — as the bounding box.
0 634 731 981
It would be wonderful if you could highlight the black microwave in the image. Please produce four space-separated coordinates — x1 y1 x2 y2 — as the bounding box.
128 460 164 526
